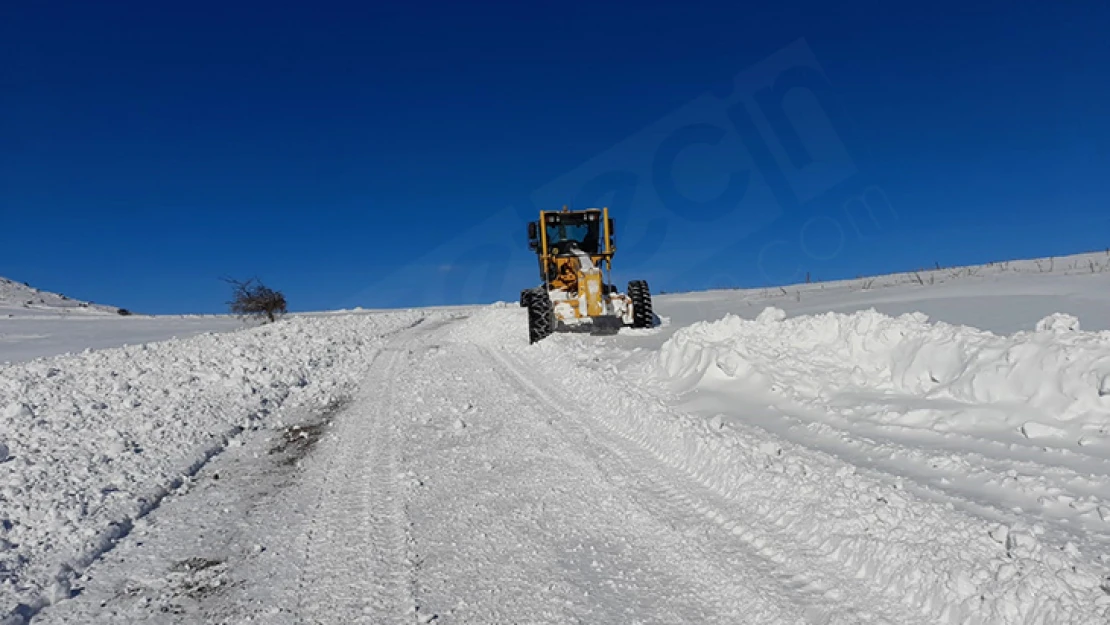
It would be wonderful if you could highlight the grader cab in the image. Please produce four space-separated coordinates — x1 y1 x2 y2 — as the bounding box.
519 206 653 343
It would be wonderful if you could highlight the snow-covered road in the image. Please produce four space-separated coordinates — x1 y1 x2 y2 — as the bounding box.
15 298 1108 624
34 314 877 624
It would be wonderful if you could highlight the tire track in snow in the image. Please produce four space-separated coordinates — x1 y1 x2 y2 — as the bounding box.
486 347 933 625
296 346 418 623
409 341 803 623
822 418 1110 535
678 392 1110 558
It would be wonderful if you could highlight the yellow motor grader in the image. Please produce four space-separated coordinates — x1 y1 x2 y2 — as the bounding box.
520 206 653 343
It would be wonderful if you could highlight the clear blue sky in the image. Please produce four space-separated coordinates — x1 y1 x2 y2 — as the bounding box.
3 1 1108 313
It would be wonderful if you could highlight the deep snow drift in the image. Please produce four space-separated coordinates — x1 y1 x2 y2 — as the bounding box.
656 307 1110 447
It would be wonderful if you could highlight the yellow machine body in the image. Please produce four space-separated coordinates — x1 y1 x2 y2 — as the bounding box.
530 206 627 323
522 206 652 342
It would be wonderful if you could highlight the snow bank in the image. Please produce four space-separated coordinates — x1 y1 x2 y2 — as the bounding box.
656 307 1110 444
0 310 426 621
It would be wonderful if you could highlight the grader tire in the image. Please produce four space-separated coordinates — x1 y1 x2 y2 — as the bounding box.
628 280 654 329
527 289 556 344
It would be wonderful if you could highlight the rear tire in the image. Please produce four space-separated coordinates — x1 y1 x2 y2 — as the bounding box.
527 288 556 343
627 280 653 329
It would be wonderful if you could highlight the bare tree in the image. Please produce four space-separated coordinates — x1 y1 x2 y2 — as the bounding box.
224 277 287 323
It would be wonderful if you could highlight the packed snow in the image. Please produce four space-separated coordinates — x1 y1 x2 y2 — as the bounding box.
2 251 1110 624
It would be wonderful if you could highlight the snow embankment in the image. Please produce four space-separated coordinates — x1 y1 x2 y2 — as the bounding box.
638 307 1110 622
0 310 426 622
657 307 1110 446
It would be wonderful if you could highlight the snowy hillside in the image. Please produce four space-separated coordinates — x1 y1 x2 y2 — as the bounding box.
0 276 249 365
3 250 1110 624
660 249 1110 334
0 277 124 318
732 249 1110 298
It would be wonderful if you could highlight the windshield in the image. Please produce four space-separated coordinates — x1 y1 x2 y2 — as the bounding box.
545 215 600 255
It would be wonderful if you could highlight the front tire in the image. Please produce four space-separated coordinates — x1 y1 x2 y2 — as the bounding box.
627 280 653 329
527 288 556 343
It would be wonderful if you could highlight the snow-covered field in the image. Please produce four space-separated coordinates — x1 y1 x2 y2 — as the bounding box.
0 317 251 366
0 276 248 365
3 251 1110 624
0 276 469 366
